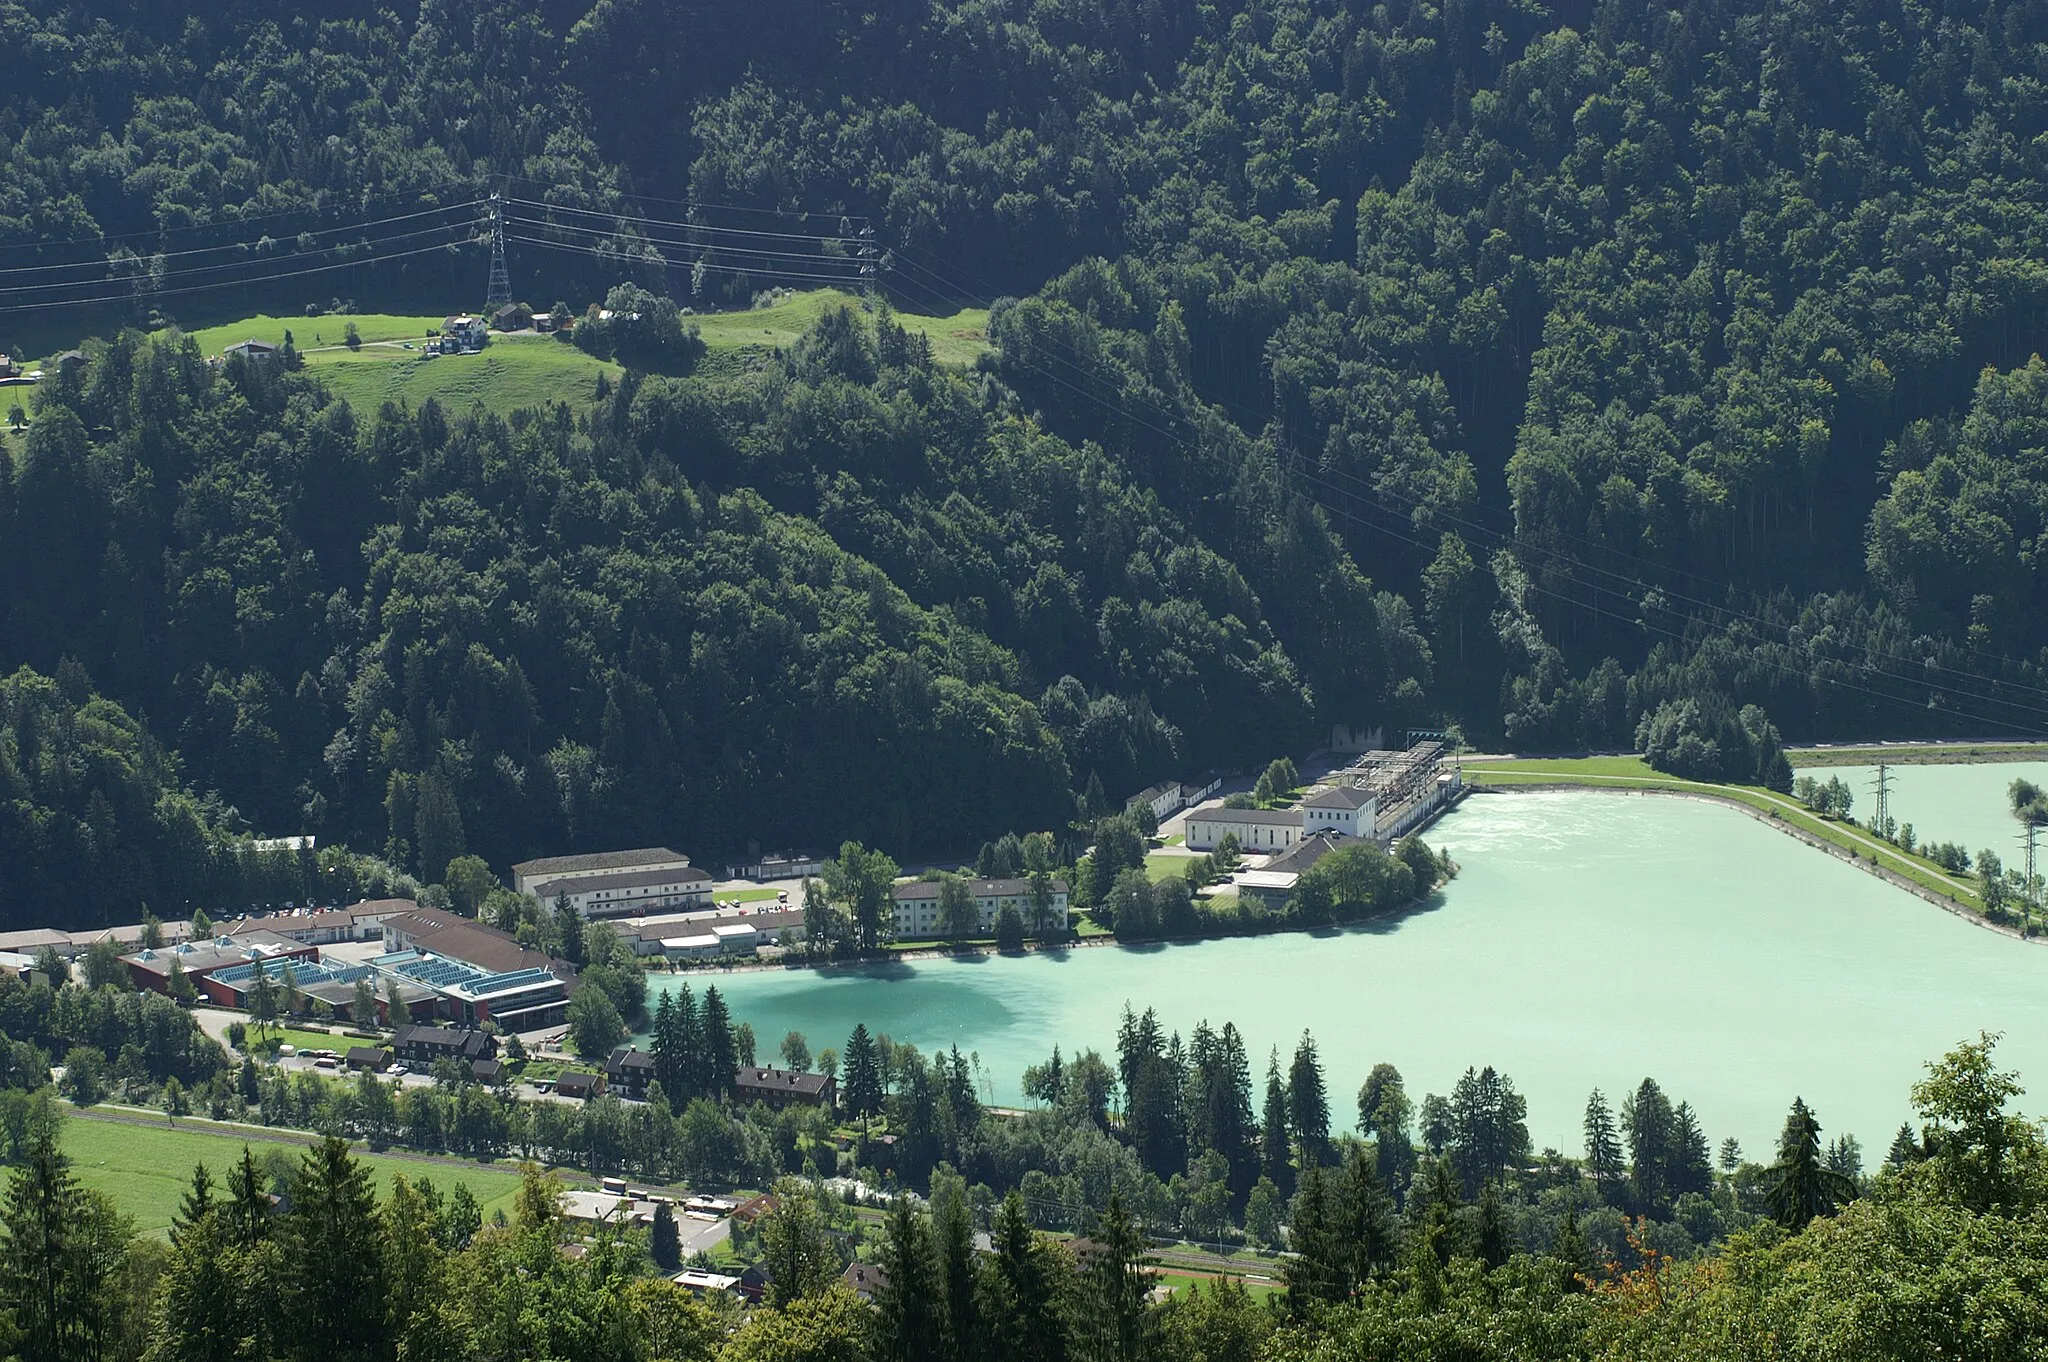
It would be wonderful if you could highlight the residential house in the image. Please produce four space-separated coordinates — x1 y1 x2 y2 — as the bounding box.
840 1263 889 1303
511 847 695 898
439 316 488 352
605 1046 657 1100
736 1265 773 1303
889 878 1070 940
1183 803 1302 853
1130 781 1187 823
733 1066 836 1110
0 355 17 379
730 1195 780 1240
221 339 281 363
1181 771 1225 806
553 1070 605 1101
391 1024 496 1067
673 1270 741 1297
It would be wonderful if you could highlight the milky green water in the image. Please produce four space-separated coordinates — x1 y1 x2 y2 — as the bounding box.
1825 760 2048 870
656 789 2048 1155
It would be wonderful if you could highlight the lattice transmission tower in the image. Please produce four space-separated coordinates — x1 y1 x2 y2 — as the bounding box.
485 194 512 313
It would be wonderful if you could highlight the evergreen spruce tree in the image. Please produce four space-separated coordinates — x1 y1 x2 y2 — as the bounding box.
282 1137 388 1362
651 1201 681 1270
1287 1031 1331 1170
1083 1194 1155 1362
1260 1051 1292 1195
844 1023 884 1119
1583 1089 1625 1203
1886 1121 1923 1168
933 1180 979 1359
171 1162 215 1246
990 1191 1068 1362
701 987 738 1096
225 1146 271 1248
1475 1180 1510 1270
875 1196 945 1362
651 991 682 1097
674 983 703 1098
1552 1205 1588 1293
1766 1097 1858 1231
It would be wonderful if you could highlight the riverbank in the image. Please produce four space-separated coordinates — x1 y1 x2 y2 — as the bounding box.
1789 740 2048 768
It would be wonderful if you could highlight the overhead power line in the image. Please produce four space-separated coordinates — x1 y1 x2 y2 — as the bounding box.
0 240 470 315
0 200 484 279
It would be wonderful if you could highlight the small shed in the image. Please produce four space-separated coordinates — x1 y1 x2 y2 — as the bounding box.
345 1046 391 1073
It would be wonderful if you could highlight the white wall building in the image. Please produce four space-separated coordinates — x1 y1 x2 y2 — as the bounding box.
512 846 698 898
1299 785 1377 838
1182 804 1303 852
529 865 714 919
890 877 1071 939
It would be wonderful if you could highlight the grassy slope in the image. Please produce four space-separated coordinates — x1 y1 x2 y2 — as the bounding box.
62 1111 525 1234
139 289 990 418
185 314 446 352
692 289 991 366
308 336 618 414
1466 757 1986 909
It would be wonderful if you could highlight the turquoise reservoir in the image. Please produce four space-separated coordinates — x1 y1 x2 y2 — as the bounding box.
656 788 2048 1155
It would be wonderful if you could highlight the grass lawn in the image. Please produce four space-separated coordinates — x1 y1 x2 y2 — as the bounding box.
1467 757 1986 910
692 289 991 367
61 1112 526 1235
1150 1270 1279 1301
308 335 620 414
716 887 785 905
183 313 446 354
242 1024 380 1057
1145 852 1197 884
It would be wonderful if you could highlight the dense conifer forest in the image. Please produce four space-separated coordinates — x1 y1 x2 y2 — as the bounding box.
6 0 2048 886
3 2 2048 1357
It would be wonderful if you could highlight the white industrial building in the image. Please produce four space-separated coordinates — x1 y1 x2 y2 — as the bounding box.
1182 805 1303 852
511 847 697 897
889 877 1070 939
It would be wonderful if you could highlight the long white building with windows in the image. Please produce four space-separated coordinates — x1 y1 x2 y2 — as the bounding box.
890 877 1070 939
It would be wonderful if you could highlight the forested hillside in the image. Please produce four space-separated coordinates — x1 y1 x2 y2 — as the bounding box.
9 0 2048 914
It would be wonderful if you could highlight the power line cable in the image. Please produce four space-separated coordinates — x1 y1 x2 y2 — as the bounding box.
0 200 484 279
0 220 481 302
0 240 471 315
502 235 867 290
505 198 863 249
500 219 866 276
0 178 485 256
